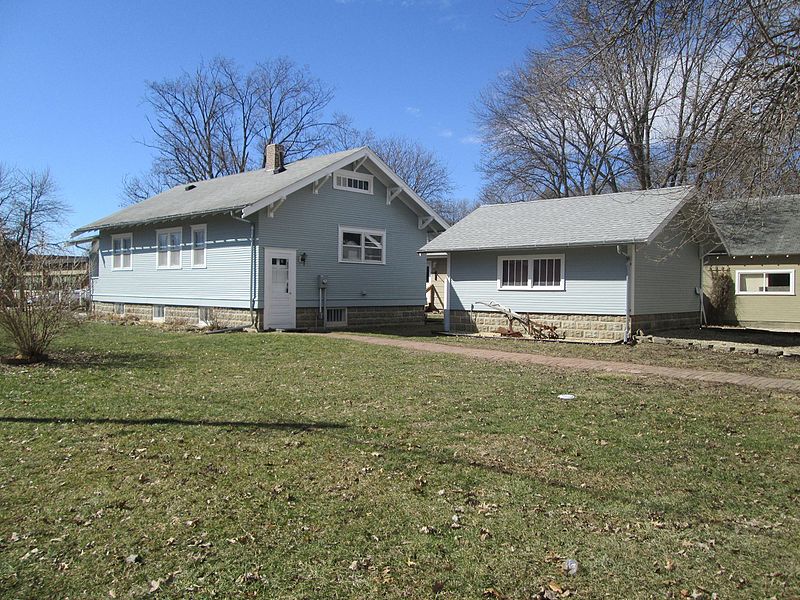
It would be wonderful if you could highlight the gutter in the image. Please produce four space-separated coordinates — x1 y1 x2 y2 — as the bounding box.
421 237 653 254
230 211 257 328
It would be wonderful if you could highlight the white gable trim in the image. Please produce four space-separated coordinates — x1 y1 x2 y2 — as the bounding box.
240 147 449 230
644 187 696 244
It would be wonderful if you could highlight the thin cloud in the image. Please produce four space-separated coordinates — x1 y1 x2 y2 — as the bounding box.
438 128 454 138
460 134 482 145
405 106 421 117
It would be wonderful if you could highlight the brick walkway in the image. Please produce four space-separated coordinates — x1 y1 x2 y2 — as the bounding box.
328 333 800 393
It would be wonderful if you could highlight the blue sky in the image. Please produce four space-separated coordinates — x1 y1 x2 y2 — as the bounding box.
0 0 547 240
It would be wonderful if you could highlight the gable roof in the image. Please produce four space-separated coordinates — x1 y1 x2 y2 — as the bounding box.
420 186 694 253
73 147 447 234
711 194 800 256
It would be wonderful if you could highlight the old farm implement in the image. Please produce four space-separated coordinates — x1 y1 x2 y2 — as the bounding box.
474 300 560 339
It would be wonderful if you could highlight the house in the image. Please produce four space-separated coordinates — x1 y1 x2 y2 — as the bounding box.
71 146 447 330
419 186 711 341
704 194 800 331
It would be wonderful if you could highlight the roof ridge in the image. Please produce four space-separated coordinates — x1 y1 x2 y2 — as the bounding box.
478 186 692 208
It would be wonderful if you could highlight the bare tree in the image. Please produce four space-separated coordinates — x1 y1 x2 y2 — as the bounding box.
122 57 344 205
0 166 68 253
483 0 800 206
478 49 625 201
0 166 75 363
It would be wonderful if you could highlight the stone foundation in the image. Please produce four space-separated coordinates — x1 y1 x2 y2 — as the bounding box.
92 302 257 328
450 310 626 341
93 301 422 331
451 309 702 340
296 305 425 330
631 312 701 334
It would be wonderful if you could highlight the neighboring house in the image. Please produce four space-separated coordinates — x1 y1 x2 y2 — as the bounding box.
419 186 712 341
704 194 800 331
71 146 447 329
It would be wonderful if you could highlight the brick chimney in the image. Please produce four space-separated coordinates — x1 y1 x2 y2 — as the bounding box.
265 143 286 174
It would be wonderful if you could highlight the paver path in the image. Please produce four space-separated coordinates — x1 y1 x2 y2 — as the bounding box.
328 333 800 393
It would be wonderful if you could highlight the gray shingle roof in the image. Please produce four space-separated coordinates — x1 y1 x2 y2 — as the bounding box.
420 186 693 253
74 148 367 233
711 194 800 256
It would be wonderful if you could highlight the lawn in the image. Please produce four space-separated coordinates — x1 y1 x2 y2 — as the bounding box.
0 323 798 598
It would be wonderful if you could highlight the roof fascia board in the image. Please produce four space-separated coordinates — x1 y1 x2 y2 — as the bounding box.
644 187 695 244
420 237 653 253
71 206 250 236
362 148 449 230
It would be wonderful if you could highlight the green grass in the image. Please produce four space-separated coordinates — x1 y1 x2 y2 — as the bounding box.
1 323 798 598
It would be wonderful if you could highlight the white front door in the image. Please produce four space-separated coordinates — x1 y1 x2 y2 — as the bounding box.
264 248 296 329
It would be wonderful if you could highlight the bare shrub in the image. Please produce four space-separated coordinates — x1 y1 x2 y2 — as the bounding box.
706 267 735 324
0 247 77 362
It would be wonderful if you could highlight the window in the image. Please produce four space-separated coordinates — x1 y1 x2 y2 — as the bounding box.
156 228 182 269
338 226 385 264
113 303 125 315
198 306 212 325
111 234 132 270
153 305 165 321
736 269 795 295
333 170 373 195
498 255 564 291
325 307 347 327
190 224 206 268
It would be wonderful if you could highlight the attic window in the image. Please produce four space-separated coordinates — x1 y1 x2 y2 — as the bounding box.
333 170 373 195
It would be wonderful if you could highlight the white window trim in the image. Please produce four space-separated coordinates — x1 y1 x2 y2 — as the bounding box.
156 227 183 270
333 170 374 195
338 226 387 265
190 224 207 269
497 254 565 291
111 233 133 271
735 269 795 296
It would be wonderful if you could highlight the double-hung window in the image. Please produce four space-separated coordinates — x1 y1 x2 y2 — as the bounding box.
156 227 182 269
735 269 795 295
111 233 133 270
338 226 385 264
498 254 564 290
190 224 206 268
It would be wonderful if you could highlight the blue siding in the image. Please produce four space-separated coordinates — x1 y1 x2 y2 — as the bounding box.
450 246 628 315
92 168 431 310
633 226 701 315
256 172 428 308
93 214 253 308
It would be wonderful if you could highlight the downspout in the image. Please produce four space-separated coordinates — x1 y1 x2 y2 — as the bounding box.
617 244 632 343
230 211 256 328
699 245 707 327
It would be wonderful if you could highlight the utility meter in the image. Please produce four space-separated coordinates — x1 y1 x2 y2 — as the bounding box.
318 275 328 289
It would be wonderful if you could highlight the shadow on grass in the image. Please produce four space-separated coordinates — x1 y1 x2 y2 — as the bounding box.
0 416 346 431
43 350 174 370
